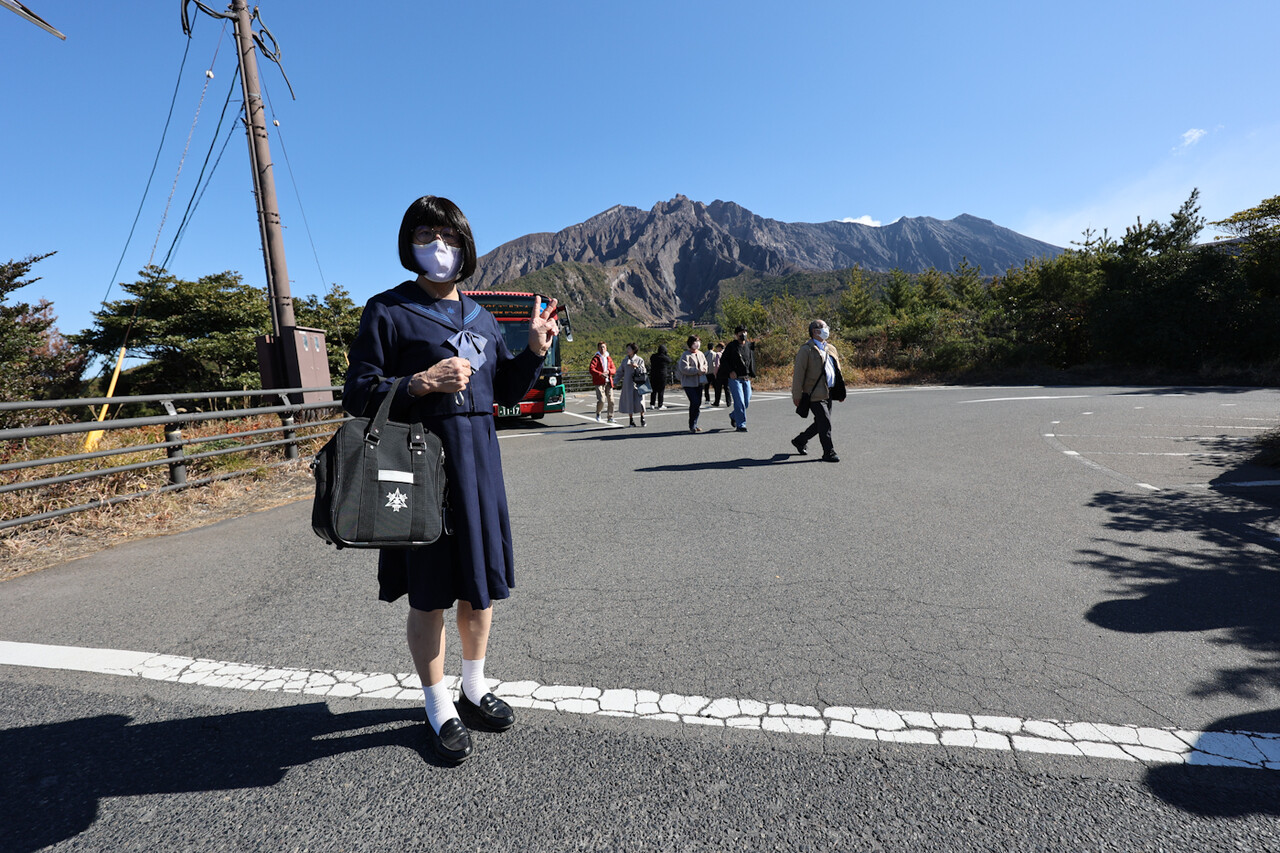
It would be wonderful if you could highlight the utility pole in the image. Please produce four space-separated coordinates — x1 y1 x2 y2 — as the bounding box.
230 0 293 335
182 1 330 401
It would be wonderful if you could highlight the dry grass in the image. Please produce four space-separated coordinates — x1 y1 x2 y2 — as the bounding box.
0 462 316 581
1 414 334 582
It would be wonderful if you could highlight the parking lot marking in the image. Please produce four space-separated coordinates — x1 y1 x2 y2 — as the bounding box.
3 640 1277 772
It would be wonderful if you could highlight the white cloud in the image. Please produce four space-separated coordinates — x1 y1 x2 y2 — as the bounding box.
1016 123 1280 248
839 215 882 227
1179 128 1208 149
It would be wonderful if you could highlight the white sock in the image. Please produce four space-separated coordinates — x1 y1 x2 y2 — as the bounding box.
462 657 489 705
423 680 459 733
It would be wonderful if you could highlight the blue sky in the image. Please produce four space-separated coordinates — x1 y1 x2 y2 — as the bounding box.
4 1 1278 340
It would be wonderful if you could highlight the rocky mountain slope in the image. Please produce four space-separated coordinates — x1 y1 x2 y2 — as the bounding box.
469 195 1062 323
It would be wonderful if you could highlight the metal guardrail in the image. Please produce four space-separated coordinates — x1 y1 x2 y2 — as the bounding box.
1 372 675 532
562 371 594 393
560 369 677 393
0 386 345 532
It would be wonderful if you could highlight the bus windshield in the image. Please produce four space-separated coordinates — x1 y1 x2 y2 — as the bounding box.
497 319 559 363
465 291 566 368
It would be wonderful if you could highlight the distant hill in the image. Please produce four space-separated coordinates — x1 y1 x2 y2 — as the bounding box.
468 195 1062 323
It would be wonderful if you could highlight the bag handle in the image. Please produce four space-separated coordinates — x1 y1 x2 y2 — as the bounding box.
365 376 407 445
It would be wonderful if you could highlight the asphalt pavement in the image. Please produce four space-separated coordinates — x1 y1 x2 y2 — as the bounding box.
3 385 1280 852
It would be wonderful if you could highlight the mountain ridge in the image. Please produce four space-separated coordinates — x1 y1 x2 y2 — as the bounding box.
469 195 1062 323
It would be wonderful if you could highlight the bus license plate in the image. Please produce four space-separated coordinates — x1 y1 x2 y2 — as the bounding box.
498 404 522 417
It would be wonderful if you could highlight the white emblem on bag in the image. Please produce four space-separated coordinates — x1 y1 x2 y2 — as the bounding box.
385 488 409 512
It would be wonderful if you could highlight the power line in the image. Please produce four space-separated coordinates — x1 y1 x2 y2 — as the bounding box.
98 26 195 310
169 116 240 264
159 63 241 271
261 73 328 294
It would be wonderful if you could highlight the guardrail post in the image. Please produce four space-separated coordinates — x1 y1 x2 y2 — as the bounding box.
279 393 298 461
160 400 187 485
164 424 187 485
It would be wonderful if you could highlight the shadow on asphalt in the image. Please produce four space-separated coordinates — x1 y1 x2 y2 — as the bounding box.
1141 704 1280 817
1108 386 1264 397
636 453 796 472
0 703 432 852
1079 449 1280 815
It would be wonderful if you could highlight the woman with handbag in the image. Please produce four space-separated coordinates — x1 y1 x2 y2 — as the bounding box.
676 334 709 433
616 342 648 427
343 195 560 764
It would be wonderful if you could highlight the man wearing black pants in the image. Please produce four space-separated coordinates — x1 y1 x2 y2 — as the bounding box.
790 319 846 462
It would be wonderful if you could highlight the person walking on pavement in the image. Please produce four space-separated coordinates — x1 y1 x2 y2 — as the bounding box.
705 342 724 406
790 319 846 462
344 194 560 764
649 344 671 409
616 342 648 427
720 325 756 432
589 341 616 423
677 334 709 433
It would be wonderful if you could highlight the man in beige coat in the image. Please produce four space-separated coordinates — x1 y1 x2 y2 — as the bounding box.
790 319 846 462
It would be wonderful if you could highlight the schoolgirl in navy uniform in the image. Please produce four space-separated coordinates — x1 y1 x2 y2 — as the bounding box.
344 196 559 763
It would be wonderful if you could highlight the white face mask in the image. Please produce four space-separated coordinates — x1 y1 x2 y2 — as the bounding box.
413 241 463 283
816 327 830 341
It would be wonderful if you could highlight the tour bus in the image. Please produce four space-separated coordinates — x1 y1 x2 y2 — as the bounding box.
464 290 574 419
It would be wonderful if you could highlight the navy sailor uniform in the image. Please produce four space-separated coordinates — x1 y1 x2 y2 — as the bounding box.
343 282 544 610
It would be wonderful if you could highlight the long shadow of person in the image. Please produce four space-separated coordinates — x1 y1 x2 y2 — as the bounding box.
0 702 430 852
637 453 794 472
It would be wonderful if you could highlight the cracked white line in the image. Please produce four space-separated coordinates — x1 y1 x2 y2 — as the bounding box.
2 640 1277 771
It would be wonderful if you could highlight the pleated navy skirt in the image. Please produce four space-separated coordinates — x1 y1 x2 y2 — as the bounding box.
377 413 514 611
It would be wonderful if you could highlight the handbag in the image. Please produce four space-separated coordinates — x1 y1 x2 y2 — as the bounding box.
795 352 829 418
311 377 446 549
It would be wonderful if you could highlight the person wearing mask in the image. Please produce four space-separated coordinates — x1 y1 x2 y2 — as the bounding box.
589 341 616 423
676 334 708 433
616 342 648 427
648 344 672 409
705 342 724 406
344 195 560 764
790 319 846 462
719 326 756 432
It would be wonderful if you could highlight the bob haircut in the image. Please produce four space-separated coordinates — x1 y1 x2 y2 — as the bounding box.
398 196 478 281
686 334 700 348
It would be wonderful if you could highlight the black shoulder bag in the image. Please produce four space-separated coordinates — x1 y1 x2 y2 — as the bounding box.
311 377 446 549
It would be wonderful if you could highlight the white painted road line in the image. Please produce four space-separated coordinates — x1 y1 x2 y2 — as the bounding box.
961 395 1095 404
2 641 1278 771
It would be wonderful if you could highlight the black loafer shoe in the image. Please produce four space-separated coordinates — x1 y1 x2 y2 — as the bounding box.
457 692 515 732
821 451 841 463
790 436 808 455
431 717 473 764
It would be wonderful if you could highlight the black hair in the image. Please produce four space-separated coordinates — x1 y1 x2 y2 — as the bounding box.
625 342 638 354
686 334 700 348
657 344 668 355
398 196 478 281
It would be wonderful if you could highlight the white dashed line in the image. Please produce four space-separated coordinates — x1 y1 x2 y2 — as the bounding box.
2 641 1277 771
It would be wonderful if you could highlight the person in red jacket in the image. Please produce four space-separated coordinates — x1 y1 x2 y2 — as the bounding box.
589 341 616 423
